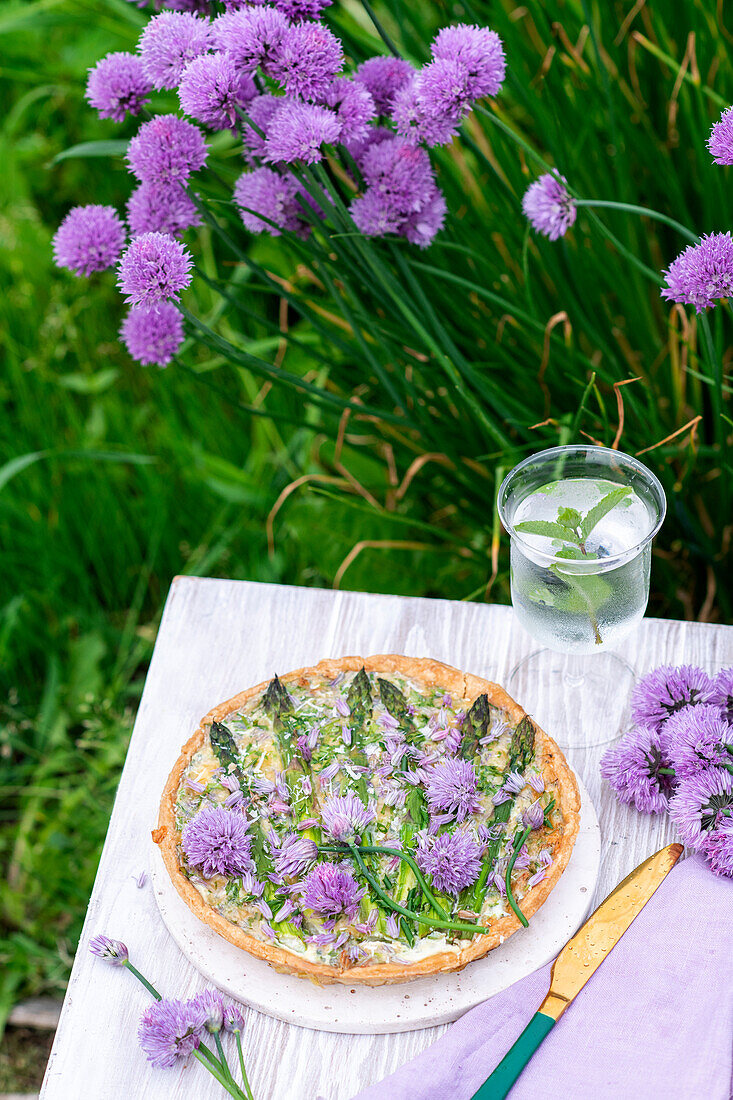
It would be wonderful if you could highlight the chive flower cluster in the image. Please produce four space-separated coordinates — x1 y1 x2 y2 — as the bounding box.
52 1 507 368
601 664 733 877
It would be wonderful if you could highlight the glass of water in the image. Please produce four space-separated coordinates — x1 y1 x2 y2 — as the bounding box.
497 445 666 747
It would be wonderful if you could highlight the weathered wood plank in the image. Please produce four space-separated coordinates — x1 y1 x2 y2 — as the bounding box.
40 579 733 1099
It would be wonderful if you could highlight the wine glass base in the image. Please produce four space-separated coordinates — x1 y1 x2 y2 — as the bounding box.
507 648 635 750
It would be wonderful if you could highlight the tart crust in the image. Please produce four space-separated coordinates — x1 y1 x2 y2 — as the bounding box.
154 655 581 986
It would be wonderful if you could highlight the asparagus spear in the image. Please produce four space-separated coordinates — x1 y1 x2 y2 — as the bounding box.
469 715 537 910
344 668 373 801
262 674 293 721
378 678 417 735
510 715 536 771
209 721 246 787
460 693 494 760
347 667 373 729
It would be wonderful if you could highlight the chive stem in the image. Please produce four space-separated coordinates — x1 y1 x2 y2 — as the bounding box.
505 827 532 928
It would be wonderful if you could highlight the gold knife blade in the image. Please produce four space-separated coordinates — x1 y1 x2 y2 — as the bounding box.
539 843 683 1021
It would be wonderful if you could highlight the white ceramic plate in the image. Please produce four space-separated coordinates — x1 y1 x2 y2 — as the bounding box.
150 774 600 1034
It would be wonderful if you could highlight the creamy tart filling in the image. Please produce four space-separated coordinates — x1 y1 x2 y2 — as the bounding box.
170 667 565 970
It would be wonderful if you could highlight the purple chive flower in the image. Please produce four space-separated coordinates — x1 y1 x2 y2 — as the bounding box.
300 861 366 918
662 233 733 313
117 232 193 306
708 106 733 165
186 777 206 793
513 843 530 870
600 726 675 814
355 56 414 114
234 167 307 236
662 705 733 778
139 12 213 90
425 758 480 821
351 136 445 248
255 898 273 919
127 114 208 185
711 667 733 722
523 800 545 830
138 998 206 1068
431 23 506 99
491 870 506 897
242 93 281 162
276 0 332 19
223 1004 246 1033
120 302 185 367
419 58 473 120
320 792 375 842
321 76 375 144
526 869 547 889
503 771 526 795
269 21 343 99
355 907 379 934
669 767 733 850
127 181 200 238
265 100 340 163
221 774 240 793
213 5 290 71
271 832 318 877
706 815 733 877
89 934 128 964
522 174 576 241
631 665 716 731
385 913 400 937
416 830 482 895
335 696 351 717
538 849 553 868
492 788 511 806
391 75 463 148
191 989 224 1032
52 205 126 277
272 898 296 922
179 53 257 129
181 804 255 877
402 189 447 248
135 871 147 888
85 52 152 122
320 760 340 781
528 774 545 794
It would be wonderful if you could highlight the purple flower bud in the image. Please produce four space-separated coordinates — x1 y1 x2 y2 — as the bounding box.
89 934 128 965
223 1003 246 1034
522 800 545 831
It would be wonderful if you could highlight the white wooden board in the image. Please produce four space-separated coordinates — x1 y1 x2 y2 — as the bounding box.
41 578 733 1100
149 775 599 1034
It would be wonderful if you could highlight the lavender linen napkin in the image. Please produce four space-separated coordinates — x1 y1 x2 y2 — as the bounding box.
354 856 732 1100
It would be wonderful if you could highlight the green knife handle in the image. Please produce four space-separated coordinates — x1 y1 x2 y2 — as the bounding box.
469 1011 555 1100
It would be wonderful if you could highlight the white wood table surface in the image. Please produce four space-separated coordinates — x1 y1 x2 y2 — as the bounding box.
41 578 733 1100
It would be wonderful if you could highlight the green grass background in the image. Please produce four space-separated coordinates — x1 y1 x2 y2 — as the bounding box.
1 0 732 1031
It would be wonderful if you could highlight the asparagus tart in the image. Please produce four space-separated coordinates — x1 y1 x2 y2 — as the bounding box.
154 655 580 985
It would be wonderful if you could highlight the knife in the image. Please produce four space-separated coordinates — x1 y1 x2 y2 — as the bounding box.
470 843 683 1100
